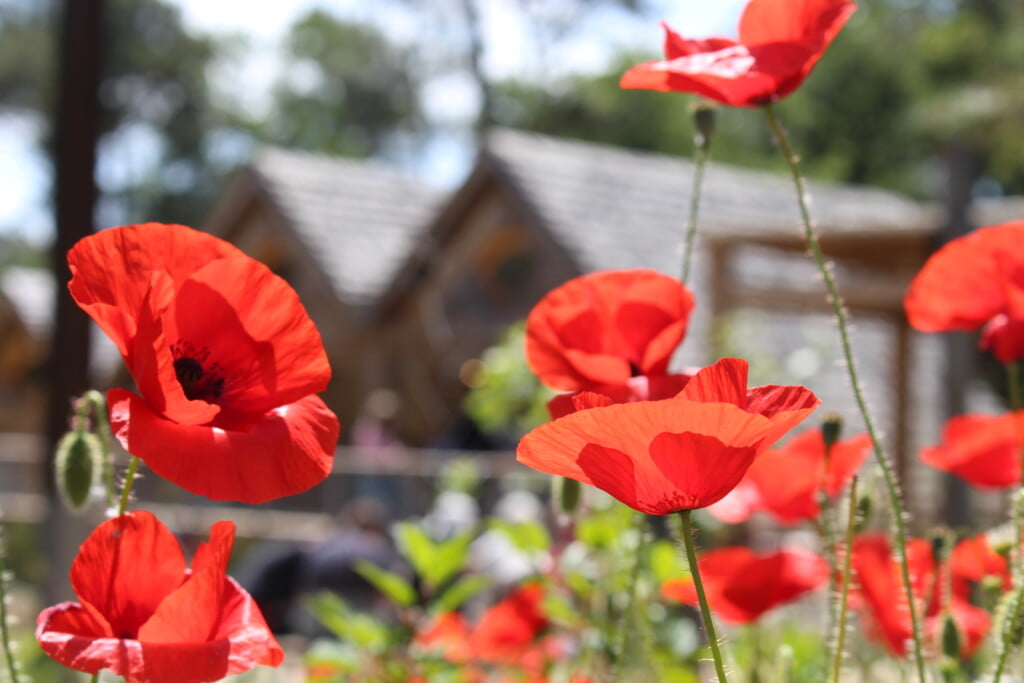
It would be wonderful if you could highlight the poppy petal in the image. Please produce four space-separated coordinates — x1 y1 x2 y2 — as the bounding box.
36 610 146 679
67 224 242 357
166 257 331 418
109 389 339 503
576 443 643 511
649 432 759 509
519 398 787 514
138 522 235 644
70 512 186 640
905 221 1024 332
129 271 221 426
621 0 854 107
526 270 693 391
677 357 748 406
738 0 856 47
919 413 1020 489
824 433 872 496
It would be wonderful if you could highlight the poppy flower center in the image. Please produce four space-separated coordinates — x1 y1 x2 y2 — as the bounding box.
171 341 225 403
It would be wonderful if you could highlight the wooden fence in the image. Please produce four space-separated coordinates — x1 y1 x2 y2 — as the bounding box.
0 433 536 540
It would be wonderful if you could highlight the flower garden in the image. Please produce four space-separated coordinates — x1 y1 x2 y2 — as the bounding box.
3 0 1024 681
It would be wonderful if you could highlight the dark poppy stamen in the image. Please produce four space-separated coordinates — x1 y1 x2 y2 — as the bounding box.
171 342 225 402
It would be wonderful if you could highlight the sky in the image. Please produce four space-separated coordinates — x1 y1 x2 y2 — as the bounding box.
0 0 747 244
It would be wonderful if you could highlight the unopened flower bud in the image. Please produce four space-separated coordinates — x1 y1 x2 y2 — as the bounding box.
821 413 843 451
981 575 1005 608
555 476 581 516
940 613 961 660
854 491 873 533
55 430 101 513
692 102 716 147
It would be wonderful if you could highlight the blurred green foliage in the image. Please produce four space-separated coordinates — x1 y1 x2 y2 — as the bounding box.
461 321 552 443
493 0 1024 198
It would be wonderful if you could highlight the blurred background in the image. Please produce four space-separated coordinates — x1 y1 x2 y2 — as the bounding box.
2 0 1024 677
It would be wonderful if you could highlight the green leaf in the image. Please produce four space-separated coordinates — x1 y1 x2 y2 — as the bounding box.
393 522 437 579
352 560 417 608
576 502 635 550
488 518 551 555
393 521 474 592
432 574 490 613
304 592 391 651
648 539 686 583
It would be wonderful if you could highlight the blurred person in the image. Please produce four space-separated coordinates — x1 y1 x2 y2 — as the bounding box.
239 497 403 636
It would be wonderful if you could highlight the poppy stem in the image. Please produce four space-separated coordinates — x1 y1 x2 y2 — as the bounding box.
991 490 1024 683
613 513 649 679
830 476 858 683
763 102 927 683
677 509 728 682
117 456 141 517
0 527 20 683
681 105 714 286
82 390 115 509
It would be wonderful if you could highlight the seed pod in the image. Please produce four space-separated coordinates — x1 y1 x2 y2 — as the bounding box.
54 430 101 513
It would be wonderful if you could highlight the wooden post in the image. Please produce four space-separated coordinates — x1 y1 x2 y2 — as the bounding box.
44 0 104 603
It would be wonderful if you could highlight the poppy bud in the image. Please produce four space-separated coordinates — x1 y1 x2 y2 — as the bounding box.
692 102 716 147
940 612 961 660
854 490 873 533
820 413 843 452
54 429 101 513
982 575 1005 607
554 476 581 516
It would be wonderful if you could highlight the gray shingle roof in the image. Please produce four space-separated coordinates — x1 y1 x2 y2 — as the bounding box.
484 128 935 275
252 148 446 306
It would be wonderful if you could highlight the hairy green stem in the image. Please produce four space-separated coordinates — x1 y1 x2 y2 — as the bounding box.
613 513 649 679
681 120 712 286
992 491 1024 683
678 510 728 682
763 102 926 683
0 532 20 683
819 439 839 662
830 477 858 683
83 390 115 509
117 456 141 517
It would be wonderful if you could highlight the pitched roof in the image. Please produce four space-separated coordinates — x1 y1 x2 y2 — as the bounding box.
483 128 935 274
251 148 446 306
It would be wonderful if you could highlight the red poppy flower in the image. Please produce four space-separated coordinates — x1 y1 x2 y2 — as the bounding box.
36 511 283 683
416 584 549 668
709 429 871 524
517 358 820 514
850 534 989 658
68 223 339 503
525 269 695 394
619 0 857 107
905 221 1024 363
919 412 1022 489
662 546 828 623
951 533 1012 591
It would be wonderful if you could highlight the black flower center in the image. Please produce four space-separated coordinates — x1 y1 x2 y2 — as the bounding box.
171 342 225 403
